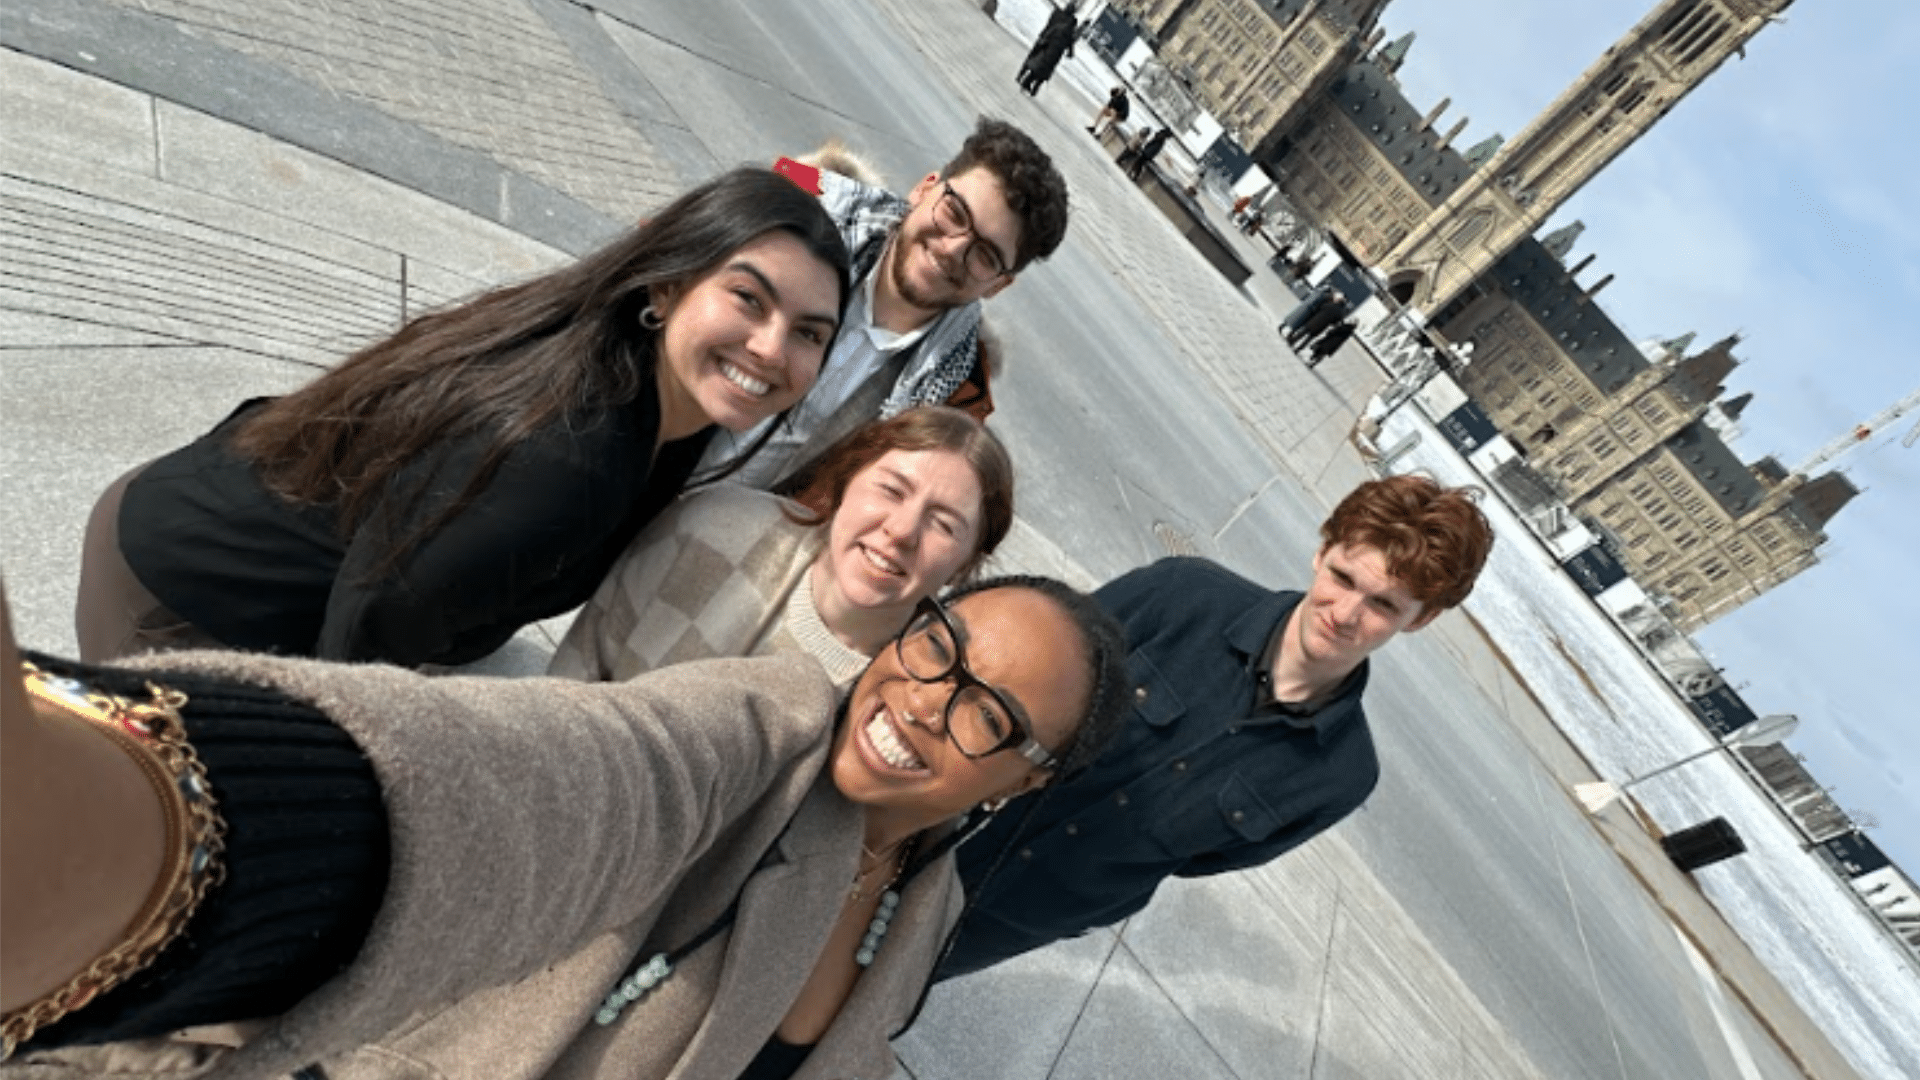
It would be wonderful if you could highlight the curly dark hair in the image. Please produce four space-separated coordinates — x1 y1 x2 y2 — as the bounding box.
941 117 1070 270
943 574 1129 778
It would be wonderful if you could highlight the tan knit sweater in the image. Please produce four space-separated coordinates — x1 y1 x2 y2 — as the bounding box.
548 484 868 687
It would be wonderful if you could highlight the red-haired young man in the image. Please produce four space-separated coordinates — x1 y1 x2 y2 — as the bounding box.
946 475 1494 977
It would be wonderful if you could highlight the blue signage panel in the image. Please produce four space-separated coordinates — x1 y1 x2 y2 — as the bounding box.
1086 8 1139 65
1688 685 1758 739
1200 135 1254 184
1560 544 1627 598
1437 401 1497 455
1816 831 1890 879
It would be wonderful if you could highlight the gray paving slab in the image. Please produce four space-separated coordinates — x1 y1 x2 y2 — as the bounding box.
0 2 1874 1079
894 927 1119 1080
2 169 397 366
2 0 623 255
1323 875 1534 1080
153 101 565 289
112 0 677 223
524 0 718 186
1119 871 1333 1079
0 43 157 176
0 347 312 654
594 16 910 176
1047 944 1247 1080
1 309 179 350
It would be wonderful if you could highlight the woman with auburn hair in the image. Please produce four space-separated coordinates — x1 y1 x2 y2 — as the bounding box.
550 405 1013 686
74 167 849 669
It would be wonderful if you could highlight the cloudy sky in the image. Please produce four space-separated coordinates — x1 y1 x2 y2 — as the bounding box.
1375 0 1920 870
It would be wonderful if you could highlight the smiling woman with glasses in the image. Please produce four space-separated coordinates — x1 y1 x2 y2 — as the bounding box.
894 595 1058 769
3 575 1130 1080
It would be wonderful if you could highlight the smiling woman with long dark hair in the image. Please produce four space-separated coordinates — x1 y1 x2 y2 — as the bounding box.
73 167 850 669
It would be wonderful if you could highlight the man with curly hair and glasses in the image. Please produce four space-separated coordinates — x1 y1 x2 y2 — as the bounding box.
704 117 1070 490
941 475 1495 978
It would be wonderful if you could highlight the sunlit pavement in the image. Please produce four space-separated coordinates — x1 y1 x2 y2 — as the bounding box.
0 1 1856 1077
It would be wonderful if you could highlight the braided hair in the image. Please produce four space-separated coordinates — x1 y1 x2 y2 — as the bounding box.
890 574 1132 1030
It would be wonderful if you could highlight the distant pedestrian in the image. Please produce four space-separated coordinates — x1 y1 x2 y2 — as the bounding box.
1278 283 1333 341
1018 2 1079 96
1127 127 1171 181
1289 295 1349 348
1114 127 1149 173
1306 319 1357 367
1089 85 1130 138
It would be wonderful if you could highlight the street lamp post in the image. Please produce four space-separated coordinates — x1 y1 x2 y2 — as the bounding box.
1577 714 1799 814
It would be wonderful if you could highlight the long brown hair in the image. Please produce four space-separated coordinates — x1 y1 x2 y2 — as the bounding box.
781 406 1014 582
232 167 850 564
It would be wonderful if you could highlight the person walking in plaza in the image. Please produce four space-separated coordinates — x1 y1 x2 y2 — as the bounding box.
549 407 1013 686
703 119 1070 490
1278 282 1333 341
74 168 850 670
1305 319 1358 368
1113 126 1148 173
1287 293 1350 348
1126 126 1171 182
939 476 1495 977
1017 2 1079 96
1 575 1130 1079
1088 85 1130 138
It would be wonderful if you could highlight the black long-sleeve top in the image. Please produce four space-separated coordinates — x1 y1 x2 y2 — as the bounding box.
119 395 711 666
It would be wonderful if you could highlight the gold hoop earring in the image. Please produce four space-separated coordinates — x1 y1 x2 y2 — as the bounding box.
639 305 664 330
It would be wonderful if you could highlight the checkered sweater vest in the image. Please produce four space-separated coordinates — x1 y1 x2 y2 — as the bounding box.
549 484 867 687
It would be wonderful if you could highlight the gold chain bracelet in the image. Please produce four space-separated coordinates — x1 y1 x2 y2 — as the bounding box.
2 663 227 1059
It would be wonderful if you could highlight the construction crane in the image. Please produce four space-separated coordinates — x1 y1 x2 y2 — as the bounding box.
1795 386 1920 474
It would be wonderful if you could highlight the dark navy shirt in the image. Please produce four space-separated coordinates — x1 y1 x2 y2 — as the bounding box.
946 557 1379 976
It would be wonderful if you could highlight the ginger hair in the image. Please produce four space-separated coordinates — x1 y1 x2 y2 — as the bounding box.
1319 475 1493 612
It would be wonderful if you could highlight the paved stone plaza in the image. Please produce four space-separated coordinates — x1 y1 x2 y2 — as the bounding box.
0 1 1867 1078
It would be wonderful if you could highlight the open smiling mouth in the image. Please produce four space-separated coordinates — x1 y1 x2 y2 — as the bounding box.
865 702 927 772
721 361 770 396
859 543 905 577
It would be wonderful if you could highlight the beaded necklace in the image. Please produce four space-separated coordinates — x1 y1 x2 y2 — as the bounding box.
594 831 923 1027
851 836 917 968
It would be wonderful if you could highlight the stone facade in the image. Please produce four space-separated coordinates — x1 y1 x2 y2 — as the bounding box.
1113 0 1840 626
1241 0 1789 307
1428 237 1854 631
1379 0 1792 309
1109 0 1385 155
1574 438 1854 629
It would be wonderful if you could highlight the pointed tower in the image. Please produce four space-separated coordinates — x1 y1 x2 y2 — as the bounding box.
1379 31 1415 76
1379 0 1792 310
1541 221 1585 262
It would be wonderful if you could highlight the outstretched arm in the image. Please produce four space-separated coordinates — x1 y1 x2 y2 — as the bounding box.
0 581 168 1016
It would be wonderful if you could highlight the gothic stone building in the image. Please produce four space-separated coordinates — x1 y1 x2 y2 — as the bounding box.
1428 238 1856 630
1106 0 1387 156
1109 0 1838 625
1246 0 1796 309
